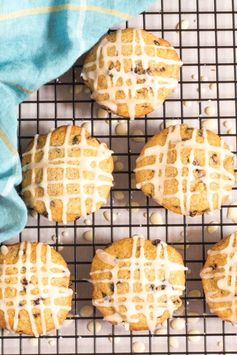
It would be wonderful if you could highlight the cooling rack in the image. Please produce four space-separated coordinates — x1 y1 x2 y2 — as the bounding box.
3 0 237 354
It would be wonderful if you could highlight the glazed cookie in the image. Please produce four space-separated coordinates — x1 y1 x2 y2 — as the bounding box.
201 233 237 323
135 124 234 216
22 125 114 223
0 242 72 336
90 235 186 331
81 28 182 119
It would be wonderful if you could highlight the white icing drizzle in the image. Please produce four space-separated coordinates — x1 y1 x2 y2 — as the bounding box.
22 126 113 223
201 233 237 323
90 235 186 332
82 29 182 119
135 124 234 215
0 242 72 336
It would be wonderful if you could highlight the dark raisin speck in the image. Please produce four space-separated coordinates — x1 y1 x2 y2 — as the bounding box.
33 313 40 319
21 277 28 286
160 67 166 72
189 210 198 217
152 239 161 246
72 135 80 145
150 284 155 291
33 297 44 306
110 283 114 292
211 153 218 164
154 40 160 46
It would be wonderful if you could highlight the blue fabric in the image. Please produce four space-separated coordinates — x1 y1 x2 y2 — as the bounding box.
0 0 154 241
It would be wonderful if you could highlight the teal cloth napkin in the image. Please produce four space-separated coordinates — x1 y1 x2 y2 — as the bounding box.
0 0 155 241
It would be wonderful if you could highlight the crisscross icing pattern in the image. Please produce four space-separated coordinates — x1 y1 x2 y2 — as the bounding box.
0 242 72 336
90 235 187 332
22 126 113 223
82 29 182 119
135 125 234 215
201 233 237 323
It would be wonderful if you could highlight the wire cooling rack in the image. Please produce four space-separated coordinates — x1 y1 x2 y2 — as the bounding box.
3 0 237 354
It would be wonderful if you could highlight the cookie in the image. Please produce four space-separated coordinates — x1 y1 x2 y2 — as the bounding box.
135 124 234 216
81 28 182 119
90 235 186 331
22 125 114 223
201 233 237 324
0 242 72 336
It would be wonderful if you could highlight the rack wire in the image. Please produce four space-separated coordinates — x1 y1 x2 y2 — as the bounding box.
4 0 237 353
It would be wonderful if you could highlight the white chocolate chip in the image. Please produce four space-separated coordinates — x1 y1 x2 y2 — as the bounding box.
115 161 124 171
206 221 219 234
29 338 38 346
223 120 233 130
204 106 216 116
165 119 181 128
114 191 125 201
227 203 237 223
200 75 208 82
132 129 145 143
188 329 201 342
58 246 64 251
132 341 145 353
176 19 189 30
87 320 101 333
201 118 217 131
171 318 185 331
97 108 109 119
209 83 217 91
81 121 92 134
0 245 8 256
115 122 128 136
187 312 200 324
228 128 235 134
48 339 56 346
154 327 167 335
103 211 118 222
191 74 198 81
183 101 192 108
169 337 179 349
84 218 92 226
83 230 93 242
108 336 121 344
217 340 223 348
80 305 93 317
61 230 69 238
51 234 57 243
149 212 162 225
188 289 201 298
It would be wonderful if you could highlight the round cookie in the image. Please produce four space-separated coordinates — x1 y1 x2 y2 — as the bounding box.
201 233 237 324
81 28 182 119
0 242 73 336
22 125 114 223
90 235 186 331
135 124 234 216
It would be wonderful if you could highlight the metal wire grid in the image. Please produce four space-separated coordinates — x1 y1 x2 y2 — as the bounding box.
2 0 237 353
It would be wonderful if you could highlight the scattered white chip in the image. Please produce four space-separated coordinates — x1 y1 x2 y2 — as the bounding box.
154 327 167 335
204 105 216 116
80 305 93 317
188 289 201 298
201 118 217 131
228 128 235 134
171 318 185 331
176 19 189 30
29 338 38 346
84 86 90 94
223 120 233 130
149 212 162 225
115 161 124 171
191 74 198 81
132 129 145 143
108 336 121 344
206 221 219 234
183 101 192 108
132 341 145 353
83 230 93 242
84 218 92 226
169 336 180 349
58 246 64 251
114 191 125 201
217 340 223 348
0 245 8 256
48 339 56 346
115 122 128 136
87 320 102 333
188 329 201 342
209 83 217 91
81 121 92 134
61 230 69 238
166 119 181 128
187 312 200 324
3 329 10 336
51 234 57 243
200 75 208 82
97 108 109 119
227 202 237 223
103 211 118 222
